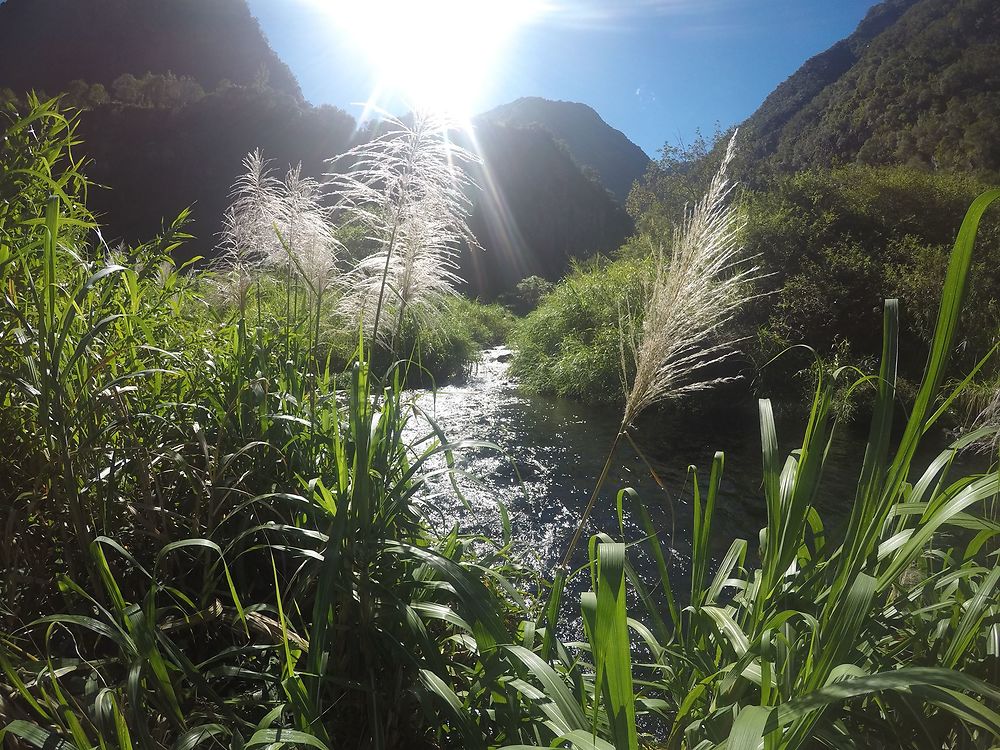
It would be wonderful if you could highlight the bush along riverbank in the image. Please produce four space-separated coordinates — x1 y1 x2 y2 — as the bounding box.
2 98 1000 749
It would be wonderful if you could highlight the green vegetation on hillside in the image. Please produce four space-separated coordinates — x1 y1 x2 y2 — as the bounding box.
525 144 1000 406
742 0 1000 174
747 166 1000 376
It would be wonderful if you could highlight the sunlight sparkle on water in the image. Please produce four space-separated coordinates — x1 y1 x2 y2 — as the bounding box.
324 0 546 120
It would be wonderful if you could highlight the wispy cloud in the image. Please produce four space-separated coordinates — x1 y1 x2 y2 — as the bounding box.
541 0 741 29
635 85 657 107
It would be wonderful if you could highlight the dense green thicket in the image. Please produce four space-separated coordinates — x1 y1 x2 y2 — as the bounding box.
339 296 514 382
3 96 1000 750
0 100 536 750
206 273 513 385
500 275 554 316
510 255 652 401
524 158 1000 404
748 166 1000 377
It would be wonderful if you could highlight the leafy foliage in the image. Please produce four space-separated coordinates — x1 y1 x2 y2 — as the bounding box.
742 0 1000 174
511 256 654 401
0 97 531 750
501 275 553 316
593 188 1000 748
745 166 1000 377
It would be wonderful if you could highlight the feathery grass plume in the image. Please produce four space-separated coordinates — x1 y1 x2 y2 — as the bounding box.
277 164 341 297
326 111 481 346
970 385 1000 455
621 131 760 427
215 153 339 299
212 150 284 307
217 149 283 267
545 134 762 657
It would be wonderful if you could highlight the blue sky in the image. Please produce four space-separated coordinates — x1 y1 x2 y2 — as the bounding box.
246 0 880 157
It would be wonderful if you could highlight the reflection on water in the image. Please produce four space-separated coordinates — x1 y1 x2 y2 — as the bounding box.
406 346 986 583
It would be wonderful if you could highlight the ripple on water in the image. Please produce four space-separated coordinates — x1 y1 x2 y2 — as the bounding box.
404 346 989 595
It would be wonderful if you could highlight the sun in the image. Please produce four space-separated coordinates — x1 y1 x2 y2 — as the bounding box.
327 0 546 119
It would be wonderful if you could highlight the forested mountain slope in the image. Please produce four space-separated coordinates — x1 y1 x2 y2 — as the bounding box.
0 0 633 297
742 0 1000 173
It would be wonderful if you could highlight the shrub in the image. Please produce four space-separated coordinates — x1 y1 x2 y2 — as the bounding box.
510 256 653 400
502 274 553 315
744 165 1000 374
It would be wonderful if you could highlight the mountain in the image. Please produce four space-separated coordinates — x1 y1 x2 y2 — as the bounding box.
462 122 634 295
0 0 301 98
741 0 1000 173
480 97 650 203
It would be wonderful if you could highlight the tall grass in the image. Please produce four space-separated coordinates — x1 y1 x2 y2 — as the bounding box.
543 136 762 664
0 99 530 749
327 111 480 348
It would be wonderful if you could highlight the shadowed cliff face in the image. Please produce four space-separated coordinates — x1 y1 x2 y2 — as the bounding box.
480 96 651 204
0 0 301 98
460 121 634 298
75 89 356 263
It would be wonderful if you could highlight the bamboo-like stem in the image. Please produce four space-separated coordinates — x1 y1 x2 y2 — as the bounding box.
543 428 623 658
369 203 406 352
560 430 624 570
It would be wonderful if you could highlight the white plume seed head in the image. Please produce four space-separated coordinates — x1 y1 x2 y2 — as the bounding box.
622 132 763 427
326 111 481 343
213 150 342 303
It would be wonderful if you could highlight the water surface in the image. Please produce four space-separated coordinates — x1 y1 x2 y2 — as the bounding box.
407 347 986 584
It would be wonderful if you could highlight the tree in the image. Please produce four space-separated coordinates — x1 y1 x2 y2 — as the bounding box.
626 126 727 236
65 79 91 108
503 275 553 315
112 73 142 106
87 83 109 106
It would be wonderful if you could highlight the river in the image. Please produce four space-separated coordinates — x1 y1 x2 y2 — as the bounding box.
406 346 988 586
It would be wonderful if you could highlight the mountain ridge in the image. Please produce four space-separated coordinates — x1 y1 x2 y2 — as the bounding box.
0 0 302 98
479 96 650 203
